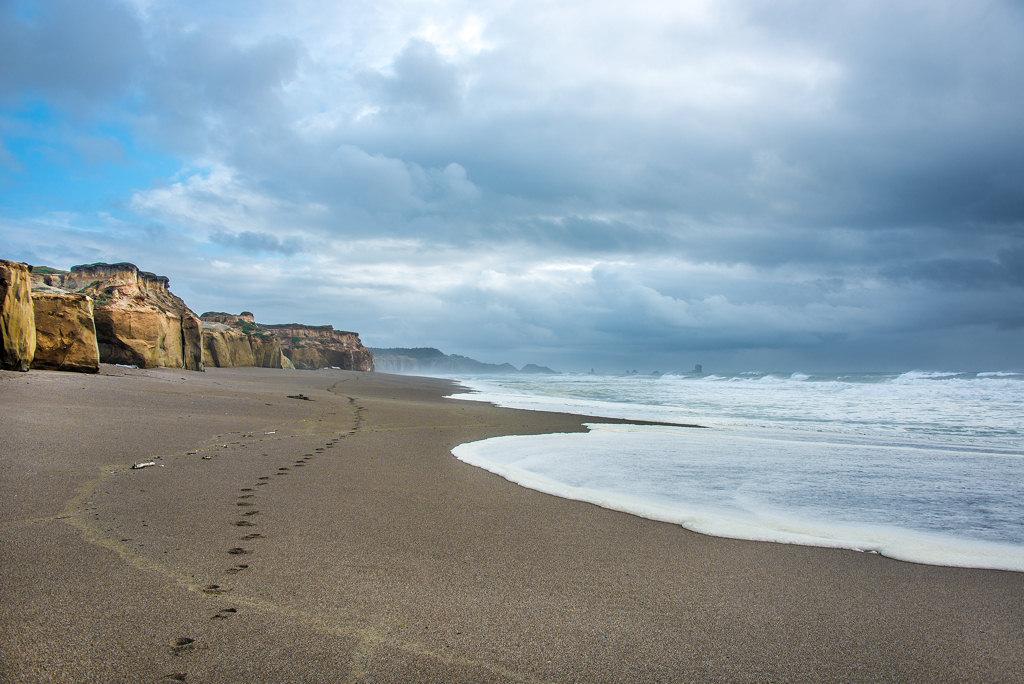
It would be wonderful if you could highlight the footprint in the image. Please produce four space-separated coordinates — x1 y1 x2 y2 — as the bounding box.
238 494 255 499
242 510 260 516
240 488 253 492
225 564 249 575
241 533 263 540
234 520 256 527
278 467 290 471
257 476 270 481
212 607 238 620
256 482 268 486
236 502 255 507
162 673 188 682
202 584 228 594
294 463 306 467
170 637 195 655
228 547 249 555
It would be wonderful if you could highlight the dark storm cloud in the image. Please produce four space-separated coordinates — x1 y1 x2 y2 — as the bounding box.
885 247 1024 291
2 0 1023 370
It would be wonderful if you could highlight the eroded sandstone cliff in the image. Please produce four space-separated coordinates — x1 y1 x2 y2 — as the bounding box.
34 263 204 370
30 289 100 373
262 324 374 371
0 260 37 371
8 258 371 375
200 313 293 369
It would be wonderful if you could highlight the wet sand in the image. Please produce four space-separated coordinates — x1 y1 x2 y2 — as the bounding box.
1 366 1022 682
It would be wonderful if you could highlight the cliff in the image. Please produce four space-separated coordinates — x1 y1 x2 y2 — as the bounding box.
199 313 293 369
33 263 204 370
370 347 556 375
262 324 374 371
30 289 100 373
7 256 372 375
0 260 37 371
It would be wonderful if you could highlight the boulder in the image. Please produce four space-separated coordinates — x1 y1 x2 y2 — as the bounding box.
0 260 37 371
31 290 100 373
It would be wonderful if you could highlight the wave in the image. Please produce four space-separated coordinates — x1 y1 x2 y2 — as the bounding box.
452 424 1024 572
653 370 1023 385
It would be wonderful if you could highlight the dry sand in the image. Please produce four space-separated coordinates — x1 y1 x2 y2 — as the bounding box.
1 366 1022 682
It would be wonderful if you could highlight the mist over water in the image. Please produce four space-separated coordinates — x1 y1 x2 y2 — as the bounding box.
449 371 1024 571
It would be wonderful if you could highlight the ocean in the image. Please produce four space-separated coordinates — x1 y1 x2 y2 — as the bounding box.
447 371 1024 571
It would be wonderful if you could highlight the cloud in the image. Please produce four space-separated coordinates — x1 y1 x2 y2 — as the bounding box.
210 230 304 255
361 39 464 110
0 0 147 108
1 0 1023 370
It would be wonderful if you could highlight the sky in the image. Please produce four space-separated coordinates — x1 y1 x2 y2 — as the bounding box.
1 0 1022 372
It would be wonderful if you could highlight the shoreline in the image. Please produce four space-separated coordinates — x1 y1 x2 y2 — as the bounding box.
2 366 1022 681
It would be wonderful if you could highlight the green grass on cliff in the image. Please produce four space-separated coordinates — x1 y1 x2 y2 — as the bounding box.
32 265 68 275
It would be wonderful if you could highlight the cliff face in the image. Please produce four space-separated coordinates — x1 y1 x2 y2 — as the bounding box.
9 259 370 375
263 324 374 371
30 290 100 373
200 314 293 369
0 260 37 371
35 263 204 371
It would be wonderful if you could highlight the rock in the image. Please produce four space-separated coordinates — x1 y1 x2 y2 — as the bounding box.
31 291 100 373
520 363 558 374
0 260 37 371
199 312 292 369
201 322 256 367
261 324 374 371
35 263 204 371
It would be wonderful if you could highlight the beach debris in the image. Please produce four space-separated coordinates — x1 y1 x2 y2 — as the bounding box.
287 393 312 401
264 430 277 435
201 455 212 460
131 461 156 470
169 636 195 656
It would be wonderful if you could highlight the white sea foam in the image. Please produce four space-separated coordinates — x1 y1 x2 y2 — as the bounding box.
448 370 1024 571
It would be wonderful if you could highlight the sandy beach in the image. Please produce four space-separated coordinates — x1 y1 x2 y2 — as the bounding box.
1 366 1022 682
